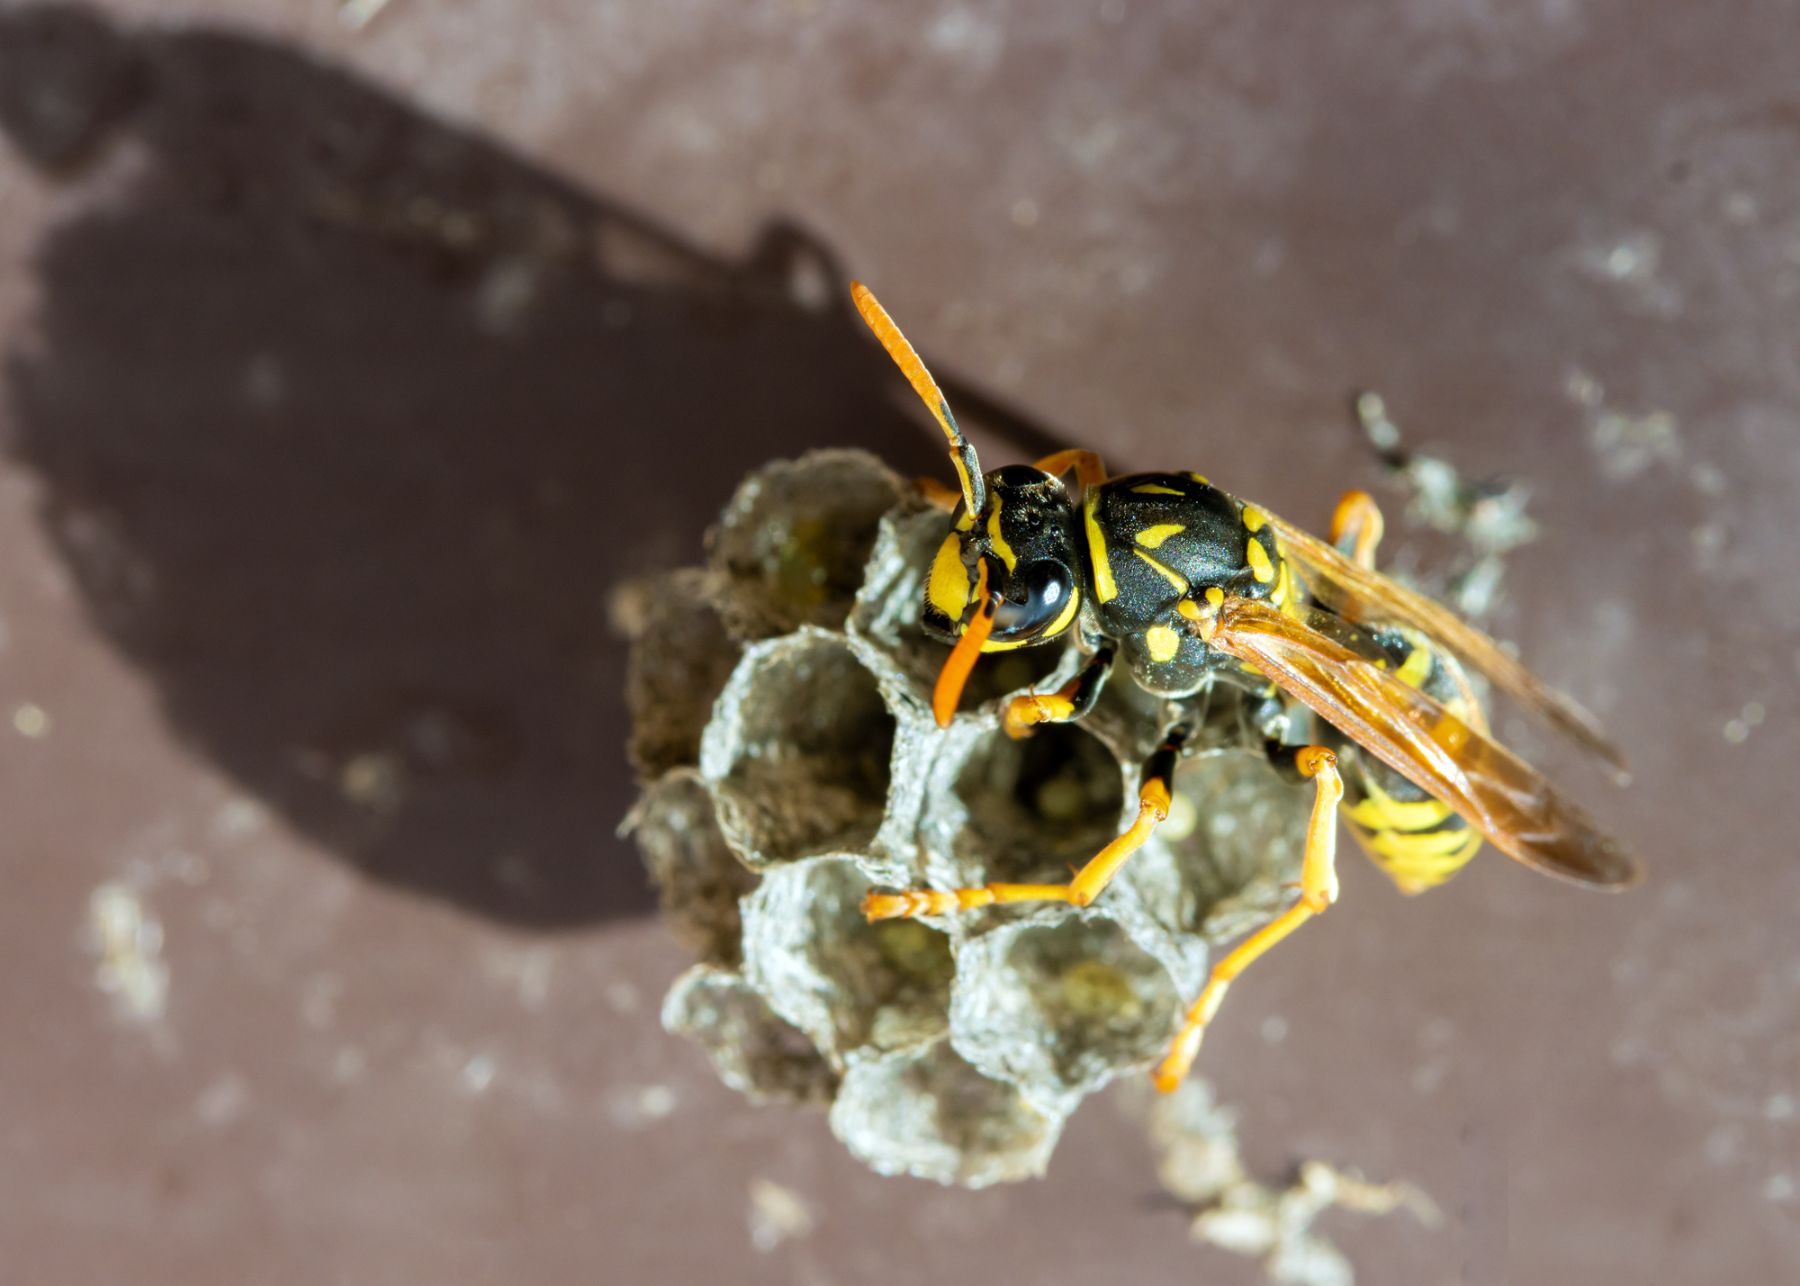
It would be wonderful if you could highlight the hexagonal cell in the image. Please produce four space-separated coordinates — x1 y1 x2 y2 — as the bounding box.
701 630 898 870
742 855 952 1063
661 965 839 1105
613 568 741 779
709 450 903 639
829 1040 1065 1187
1135 749 1310 945
850 507 1069 711
623 770 756 966
951 912 1182 1097
930 722 1128 890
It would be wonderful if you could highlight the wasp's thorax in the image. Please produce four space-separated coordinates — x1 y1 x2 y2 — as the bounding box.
922 464 1085 651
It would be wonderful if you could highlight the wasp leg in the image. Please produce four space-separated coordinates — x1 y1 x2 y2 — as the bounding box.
1002 643 1115 739
1328 490 1385 570
1031 449 1108 491
1153 745 1343 1093
863 723 1186 921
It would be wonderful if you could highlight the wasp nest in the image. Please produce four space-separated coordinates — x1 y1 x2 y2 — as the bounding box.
620 450 1308 1187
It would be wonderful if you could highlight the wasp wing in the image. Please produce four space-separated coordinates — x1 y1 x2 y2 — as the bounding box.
1212 597 1642 889
1257 507 1628 779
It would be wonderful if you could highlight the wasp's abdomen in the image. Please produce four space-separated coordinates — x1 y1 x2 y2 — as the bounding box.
1340 627 1485 894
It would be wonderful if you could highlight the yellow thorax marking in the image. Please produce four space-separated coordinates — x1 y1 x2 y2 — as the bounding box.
1133 549 1189 594
1131 482 1185 496
1245 538 1275 584
1134 523 1185 550
1084 487 1118 603
1241 504 1267 533
1145 624 1181 663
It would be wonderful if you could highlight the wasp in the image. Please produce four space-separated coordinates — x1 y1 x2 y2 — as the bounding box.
848 282 1642 1093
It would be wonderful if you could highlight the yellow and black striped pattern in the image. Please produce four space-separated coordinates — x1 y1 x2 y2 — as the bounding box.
1341 627 1486 894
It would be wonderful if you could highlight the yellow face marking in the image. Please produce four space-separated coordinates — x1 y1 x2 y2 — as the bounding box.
1241 505 1267 533
1145 623 1181 663
986 496 1018 572
1133 549 1190 594
927 533 973 624
1134 523 1185 550
1084 488 1118 603
1395 644 1433 690
1246 538 1275 584
1131 483 1185 496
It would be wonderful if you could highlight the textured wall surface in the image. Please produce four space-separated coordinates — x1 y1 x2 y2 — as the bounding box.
0 2 1794 1283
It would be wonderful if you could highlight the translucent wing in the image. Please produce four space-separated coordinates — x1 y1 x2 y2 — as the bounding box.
1257 506 1629 779
1211 597 1642 889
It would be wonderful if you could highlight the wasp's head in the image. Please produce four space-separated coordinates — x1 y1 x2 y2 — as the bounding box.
849 282 1086 726
922 464 1083 651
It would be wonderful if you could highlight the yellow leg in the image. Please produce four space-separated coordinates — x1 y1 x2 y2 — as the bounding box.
1329 490 1385 570
1153 747 1343 1093
864 724 1178 921
1002 645 1116 740
915 475 963 512
1032 449 1108 491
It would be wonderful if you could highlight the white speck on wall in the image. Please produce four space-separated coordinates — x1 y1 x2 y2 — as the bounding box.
607 1083 678 1130
747 1177 815 1252
195 1073 251 1127
1767 1173 1795 1203
460 1053 498 1094
211 797 266 840
12 702 51 739
86 882 170 1025
927 8 1004 72
1574 229 1683 317
1587 407 1681 480
243 352 285 408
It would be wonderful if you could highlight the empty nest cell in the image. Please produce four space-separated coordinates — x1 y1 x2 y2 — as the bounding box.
951 912 1183 1097
710 450 903 638
829 1040 1065 1187
702 630 897 870
742 855 953 1063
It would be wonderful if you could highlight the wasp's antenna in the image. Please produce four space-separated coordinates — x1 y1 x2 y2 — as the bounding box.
850 282 986 515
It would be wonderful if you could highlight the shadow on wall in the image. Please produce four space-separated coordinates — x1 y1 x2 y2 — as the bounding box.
0 5 1064 928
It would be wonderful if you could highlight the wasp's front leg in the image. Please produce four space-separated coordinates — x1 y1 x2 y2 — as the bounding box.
1001 642 1115 740
863 721 1187 921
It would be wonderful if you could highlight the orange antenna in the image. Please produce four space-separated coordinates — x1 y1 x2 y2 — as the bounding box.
850 282 986 515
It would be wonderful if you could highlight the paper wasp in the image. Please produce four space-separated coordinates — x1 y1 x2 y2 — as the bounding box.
848 282 1641 1093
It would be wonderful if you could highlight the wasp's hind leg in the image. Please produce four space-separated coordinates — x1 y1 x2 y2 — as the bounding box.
1002 642 1115 739
1329 490 1386 570
1153 744 1343 1093
863 721 1186 922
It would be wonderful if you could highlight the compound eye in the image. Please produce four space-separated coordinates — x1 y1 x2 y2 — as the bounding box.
991 561 1075 642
